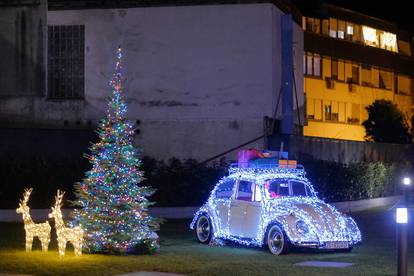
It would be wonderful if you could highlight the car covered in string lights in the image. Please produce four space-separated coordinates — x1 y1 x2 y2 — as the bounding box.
190 151 361 255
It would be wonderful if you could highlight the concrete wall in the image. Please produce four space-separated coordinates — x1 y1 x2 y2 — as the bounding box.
289 135 414 164
0 3 303 161
0 0 46 96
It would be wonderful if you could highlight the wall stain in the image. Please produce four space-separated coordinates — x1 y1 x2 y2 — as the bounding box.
228 120 240 130
135 100 198 107
118 10 127 18
220 100 240 106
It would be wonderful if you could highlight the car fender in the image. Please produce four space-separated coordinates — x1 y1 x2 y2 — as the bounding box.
261 216 291 244
190 205 216 231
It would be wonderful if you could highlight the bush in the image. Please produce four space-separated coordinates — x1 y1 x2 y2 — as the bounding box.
0 155 227 209
141 156 227 206
302 159 401 202
0 155 89 209
0 154 409 209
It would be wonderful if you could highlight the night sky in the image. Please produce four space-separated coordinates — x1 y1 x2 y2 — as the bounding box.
295 0 414 33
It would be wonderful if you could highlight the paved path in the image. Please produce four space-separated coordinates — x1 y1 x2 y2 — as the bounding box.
117 272 184 276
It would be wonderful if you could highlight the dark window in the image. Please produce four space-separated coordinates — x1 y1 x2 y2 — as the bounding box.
331 59 338 80
324 104 333 120
48 25 85 99
351 66 359 84
215 179 235 199
236 180 253 201
306 17 320 34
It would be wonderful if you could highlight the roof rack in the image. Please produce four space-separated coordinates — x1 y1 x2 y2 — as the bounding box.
228 162 305 175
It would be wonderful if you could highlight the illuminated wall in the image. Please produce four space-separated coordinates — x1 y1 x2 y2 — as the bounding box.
303 16 401 54
304 56 413 141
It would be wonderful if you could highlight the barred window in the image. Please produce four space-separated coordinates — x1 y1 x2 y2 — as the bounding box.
48 25 84 99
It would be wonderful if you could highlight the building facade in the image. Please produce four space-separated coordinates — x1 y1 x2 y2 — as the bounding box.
0 0 304 161
301 4 414 141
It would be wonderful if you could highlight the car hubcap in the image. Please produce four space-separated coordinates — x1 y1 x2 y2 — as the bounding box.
196 216 210 242
268 226 284 255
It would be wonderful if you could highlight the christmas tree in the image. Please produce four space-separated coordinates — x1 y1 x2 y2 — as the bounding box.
72 47 159 254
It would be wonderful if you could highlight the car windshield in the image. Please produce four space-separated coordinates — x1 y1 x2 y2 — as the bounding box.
264 179 314 198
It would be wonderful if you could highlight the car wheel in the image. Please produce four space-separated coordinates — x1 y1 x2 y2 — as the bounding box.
195 214 213 244
267 224 289 255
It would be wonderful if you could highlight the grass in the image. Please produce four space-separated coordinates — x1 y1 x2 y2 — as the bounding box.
0 208 413 276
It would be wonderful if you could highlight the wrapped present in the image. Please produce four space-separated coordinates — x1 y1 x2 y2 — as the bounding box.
238 149 269 167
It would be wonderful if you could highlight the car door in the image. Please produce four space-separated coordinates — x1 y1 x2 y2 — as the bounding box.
229 179 252 237
213 178 236 234
243 184 262 239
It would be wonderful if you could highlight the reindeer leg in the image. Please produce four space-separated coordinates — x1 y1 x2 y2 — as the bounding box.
41 235 49 252
58 239 67 256
26 235 33 252
74 241 82 256
45 226 51 251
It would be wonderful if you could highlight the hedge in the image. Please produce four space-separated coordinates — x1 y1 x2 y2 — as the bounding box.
0 154 409 209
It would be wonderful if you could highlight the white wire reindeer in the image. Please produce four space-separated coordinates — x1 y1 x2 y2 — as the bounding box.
49 190 84 256
16 188 51 252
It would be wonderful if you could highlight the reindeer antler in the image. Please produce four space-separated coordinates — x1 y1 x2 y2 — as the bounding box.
19 188 33 206
54 190 65 209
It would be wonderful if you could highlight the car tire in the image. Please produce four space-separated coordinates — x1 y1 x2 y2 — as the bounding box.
195 214 213 244
266 224 289 255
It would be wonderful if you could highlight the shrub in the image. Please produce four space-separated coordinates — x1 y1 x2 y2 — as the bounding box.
302 159 399 202
0 154 408 208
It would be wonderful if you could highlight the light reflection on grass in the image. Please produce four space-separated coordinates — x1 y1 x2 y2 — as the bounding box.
0 209 412 275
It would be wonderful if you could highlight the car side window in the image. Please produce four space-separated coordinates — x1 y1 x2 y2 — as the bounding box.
290 181 307 196
253 184 262 202
215 179 235 199
236 180 253 201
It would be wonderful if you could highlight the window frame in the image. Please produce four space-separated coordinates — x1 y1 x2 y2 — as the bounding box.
235 179 254 202
47 25 85 100
214 178 236 200
304 52 322 78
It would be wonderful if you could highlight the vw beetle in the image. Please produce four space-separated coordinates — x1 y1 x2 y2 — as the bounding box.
190 154 361 255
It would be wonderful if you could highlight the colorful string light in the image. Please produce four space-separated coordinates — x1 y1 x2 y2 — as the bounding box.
16 188 51 252
191 164 361 251
71 47 159 254
49 190 84 256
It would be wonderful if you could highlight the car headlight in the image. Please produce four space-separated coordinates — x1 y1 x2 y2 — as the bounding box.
296 220 309 235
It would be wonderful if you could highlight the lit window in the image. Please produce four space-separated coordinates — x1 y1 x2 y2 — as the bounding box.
304 53 321 77
338 20 345 39
396 75 410 95
362 26 378 47
379 70 392 90
361 65 372 86
329 18 337 38
380 31 397 52
347 24 354 35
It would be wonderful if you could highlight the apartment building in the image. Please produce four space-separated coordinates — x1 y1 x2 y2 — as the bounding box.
301 4 414 141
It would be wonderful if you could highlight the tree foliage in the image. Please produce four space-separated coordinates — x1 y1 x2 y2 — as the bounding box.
72 48 159 254
362 99 412 144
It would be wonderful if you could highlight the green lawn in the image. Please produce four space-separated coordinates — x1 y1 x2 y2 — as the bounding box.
0 208 412 276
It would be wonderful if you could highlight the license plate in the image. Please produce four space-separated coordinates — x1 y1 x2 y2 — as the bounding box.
326 241 349 249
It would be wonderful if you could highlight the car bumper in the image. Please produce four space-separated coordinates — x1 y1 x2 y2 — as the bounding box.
292 241 359 249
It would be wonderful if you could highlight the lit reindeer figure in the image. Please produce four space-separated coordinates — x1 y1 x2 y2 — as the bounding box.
49 190 84 256
16 188 51 252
